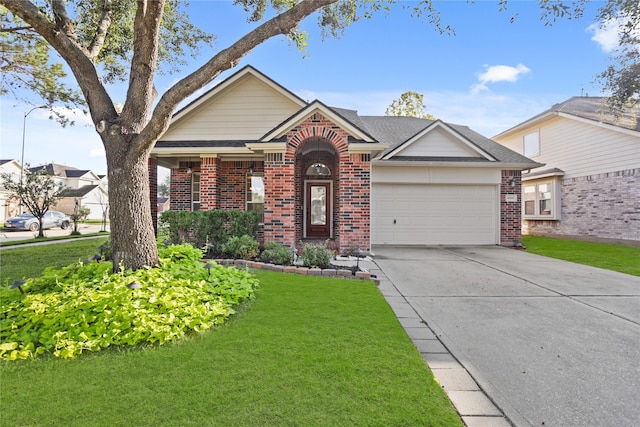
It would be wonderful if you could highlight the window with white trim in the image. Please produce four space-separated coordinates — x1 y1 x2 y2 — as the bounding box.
191 172 200 211
246 173 264 222
523 131 540 157
523 179 559 219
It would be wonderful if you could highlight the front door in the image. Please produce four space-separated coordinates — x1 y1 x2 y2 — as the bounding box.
306 182 331 238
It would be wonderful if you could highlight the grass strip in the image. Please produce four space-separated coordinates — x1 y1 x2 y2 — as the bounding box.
522 235 640 276
0 232 110 247
0 238 110 285
0 270 462 426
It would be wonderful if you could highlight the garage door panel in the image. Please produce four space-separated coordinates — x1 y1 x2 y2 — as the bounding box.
372 184 498 245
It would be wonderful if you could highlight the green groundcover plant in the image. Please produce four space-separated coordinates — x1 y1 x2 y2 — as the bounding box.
0 244 258 360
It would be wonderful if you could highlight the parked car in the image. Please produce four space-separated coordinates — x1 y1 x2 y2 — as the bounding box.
3 211 72 231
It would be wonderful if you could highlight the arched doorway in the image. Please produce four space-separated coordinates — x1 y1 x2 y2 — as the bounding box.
297 138 337 241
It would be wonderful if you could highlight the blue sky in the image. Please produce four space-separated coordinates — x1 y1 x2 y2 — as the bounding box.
0 0 618 176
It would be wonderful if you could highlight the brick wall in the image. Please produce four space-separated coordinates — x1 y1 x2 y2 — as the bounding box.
200 157 218 210
524 168 639 243
500 170 522 246
263 112 370 251
338 153 371 251
170 161 198 211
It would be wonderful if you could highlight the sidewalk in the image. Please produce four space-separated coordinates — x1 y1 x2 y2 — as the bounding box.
354 255 511 427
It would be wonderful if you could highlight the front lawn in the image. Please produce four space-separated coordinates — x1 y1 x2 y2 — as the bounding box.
522 235 640 276
0 242 462 426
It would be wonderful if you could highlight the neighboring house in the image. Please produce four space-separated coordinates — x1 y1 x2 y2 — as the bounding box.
29 163 109 220
150 66 540 252
493 96 640 245
0 159 23 222
157 197 170 214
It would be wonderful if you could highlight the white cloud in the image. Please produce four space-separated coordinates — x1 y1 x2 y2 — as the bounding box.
587 19 621 53
90 147 105 158
470 64 531 95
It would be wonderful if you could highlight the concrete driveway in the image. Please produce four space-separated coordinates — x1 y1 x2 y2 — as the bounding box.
370 245 640 427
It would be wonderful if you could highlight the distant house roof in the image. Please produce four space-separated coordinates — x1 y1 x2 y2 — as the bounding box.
61 185 99 198
0 159 16 166
157 197 169 205
494 97 640 139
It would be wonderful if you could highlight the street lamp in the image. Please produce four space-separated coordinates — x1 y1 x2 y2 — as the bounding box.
19 105 47 213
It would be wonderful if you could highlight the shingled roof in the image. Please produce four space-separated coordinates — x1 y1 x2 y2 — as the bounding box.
494 96 640 139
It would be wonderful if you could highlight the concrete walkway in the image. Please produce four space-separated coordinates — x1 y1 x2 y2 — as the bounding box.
364 245 640 427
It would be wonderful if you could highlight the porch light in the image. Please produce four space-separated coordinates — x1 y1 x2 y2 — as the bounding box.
126 280 142 290
204 262 214 276
10 280 26 294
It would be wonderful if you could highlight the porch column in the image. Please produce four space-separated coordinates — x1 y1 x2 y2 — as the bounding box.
263 155 296 246
501 170 522 246
200 156 218 210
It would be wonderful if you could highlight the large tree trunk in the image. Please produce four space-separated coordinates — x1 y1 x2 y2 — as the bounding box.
106 134 158 270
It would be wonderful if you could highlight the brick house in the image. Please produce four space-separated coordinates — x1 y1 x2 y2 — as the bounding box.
493 97 640 245
150 66 541 252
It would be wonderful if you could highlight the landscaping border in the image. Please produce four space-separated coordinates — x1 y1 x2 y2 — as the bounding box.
211 258 374 281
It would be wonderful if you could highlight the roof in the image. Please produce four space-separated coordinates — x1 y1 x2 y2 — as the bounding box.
494 96 640 139
61 185 100 198
154 66 540 169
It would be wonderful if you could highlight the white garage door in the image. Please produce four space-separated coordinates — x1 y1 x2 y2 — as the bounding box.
372 184 498 245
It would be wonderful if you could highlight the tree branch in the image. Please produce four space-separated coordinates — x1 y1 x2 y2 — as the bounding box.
51 0 78 42
1 0 117 129
121 0 165 131
135 0 337 156
86 0 113 60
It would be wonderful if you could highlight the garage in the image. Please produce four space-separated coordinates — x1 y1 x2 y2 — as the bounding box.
371 183 499 245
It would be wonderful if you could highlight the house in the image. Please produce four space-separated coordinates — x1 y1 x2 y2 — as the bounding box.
157 197 170 214
29 163 109 220
150 66 541 252
493 97 640 245
0 159 23 222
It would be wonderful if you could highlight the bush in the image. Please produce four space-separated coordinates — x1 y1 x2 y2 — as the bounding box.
0 243 259 360
159 210 260 255
300 242 333 268
260 241 294 265
222 235 259 260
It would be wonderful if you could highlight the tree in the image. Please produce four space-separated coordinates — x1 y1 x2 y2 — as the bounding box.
1 168 66 238
0 0 359 270
385 91 436 120
595 0 640 113
158 174 170 198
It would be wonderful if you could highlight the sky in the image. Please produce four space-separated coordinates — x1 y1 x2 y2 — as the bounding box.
0 0 621 178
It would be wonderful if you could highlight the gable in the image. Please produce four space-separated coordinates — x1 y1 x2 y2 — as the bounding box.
382 121 494 161
395 126 484 158
161 71 305 141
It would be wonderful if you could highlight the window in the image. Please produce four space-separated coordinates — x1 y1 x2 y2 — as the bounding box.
191 172 200 211
246 173 264 222
523 131 540 157
523 179 559 219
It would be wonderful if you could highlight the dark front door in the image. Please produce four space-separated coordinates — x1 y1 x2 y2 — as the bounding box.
306 182 331 238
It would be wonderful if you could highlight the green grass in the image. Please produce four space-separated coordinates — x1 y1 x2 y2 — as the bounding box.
0 238 110 285
0 243 462 426
522 235 640 276
0 232 109 247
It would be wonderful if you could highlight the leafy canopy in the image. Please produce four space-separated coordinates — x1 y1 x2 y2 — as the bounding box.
386 91 436 120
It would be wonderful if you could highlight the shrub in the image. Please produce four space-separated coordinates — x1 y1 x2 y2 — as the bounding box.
0 243 259 360
300 242 333 268
260 241 294 265
159 210 261 252
222 235 259 260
